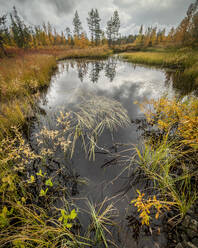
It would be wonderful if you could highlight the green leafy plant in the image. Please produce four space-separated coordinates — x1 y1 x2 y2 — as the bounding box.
27 175 35 184
45 178 53 187
36 169 46 177
39 188 48 197
0 206 13 229
58 209 77 229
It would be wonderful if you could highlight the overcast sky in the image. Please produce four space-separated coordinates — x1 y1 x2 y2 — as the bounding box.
0 0 193 35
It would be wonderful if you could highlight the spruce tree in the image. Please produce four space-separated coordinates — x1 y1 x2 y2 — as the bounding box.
106 17 113 46
106 10 120 46
0 14 7 55
73 11 82 38
87 9 101 45
10 6 31 48
94 9 101 45
112 10 120 45
65 27 71 40
87 9 95 44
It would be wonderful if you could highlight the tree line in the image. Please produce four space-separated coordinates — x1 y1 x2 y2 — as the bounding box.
1 1 198 54
130 0 198 48
0 6 121 52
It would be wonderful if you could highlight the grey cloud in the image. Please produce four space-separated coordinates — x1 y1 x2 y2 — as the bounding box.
113 0 193 26
9 0 76 15
0 0 76 30
15 0 26 3
44 0 76 15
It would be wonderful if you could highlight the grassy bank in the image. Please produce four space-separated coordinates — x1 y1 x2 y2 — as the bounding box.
1 45 197 246
0 46 112 137
4 46 113 60
0 53 57 138
0 46 119 248
121 48 198 68
0 96 128 247
131 96 198 228
56 47 113 60
121 48 198 89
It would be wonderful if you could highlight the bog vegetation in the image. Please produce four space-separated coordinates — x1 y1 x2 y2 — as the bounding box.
131 97 198 226
0 0 198 247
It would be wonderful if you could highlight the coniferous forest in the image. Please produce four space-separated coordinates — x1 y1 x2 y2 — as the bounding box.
1 2 198 52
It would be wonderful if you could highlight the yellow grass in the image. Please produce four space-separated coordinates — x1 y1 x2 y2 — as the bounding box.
0 46 112 137
0 53 56 137
121 48 198 89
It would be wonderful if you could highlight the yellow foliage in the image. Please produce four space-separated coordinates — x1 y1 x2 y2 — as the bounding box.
140 97 198 149
131 190 170 226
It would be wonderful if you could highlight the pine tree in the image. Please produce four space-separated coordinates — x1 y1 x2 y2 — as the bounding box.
167 27 175 43
106 10 120 46
112 10 120 44
65 27 71 44
101 31 107 45
10 6 31 48
47 22 53 45
135 25 144 45
87 9 101 45
144 27 152 47
106 17 113 46
94 9 101 45
61 31 65 45
0 14 7 55
150 27 157 46
73 11 82 38
87 9 95 44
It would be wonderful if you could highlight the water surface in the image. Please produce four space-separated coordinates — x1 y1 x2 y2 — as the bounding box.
31 57 179 247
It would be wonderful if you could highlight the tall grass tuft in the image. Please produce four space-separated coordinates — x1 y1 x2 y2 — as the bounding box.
46 95 130 160
131 96 198 224
87 198 117 247
0 203 90 248
70 95 130 159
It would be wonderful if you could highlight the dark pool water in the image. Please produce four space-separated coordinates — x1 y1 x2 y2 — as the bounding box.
31 57 180 248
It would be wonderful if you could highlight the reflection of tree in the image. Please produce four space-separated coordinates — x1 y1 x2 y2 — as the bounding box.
65 58 118 84
65 63 69 72
105 57 117 82
89 61 104 83
165 70 198 96
69 61 75 69
76 61 89 82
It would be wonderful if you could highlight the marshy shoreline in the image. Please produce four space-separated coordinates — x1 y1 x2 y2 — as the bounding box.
0 47 198 248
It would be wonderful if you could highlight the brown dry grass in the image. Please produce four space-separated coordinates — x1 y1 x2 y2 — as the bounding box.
0 46 112 137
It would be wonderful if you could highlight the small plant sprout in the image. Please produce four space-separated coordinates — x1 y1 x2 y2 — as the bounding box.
0 206 13 229
27 175 35 184
39 188 48 197
58 209 77 229
45 178 53 187
36 169 46 177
